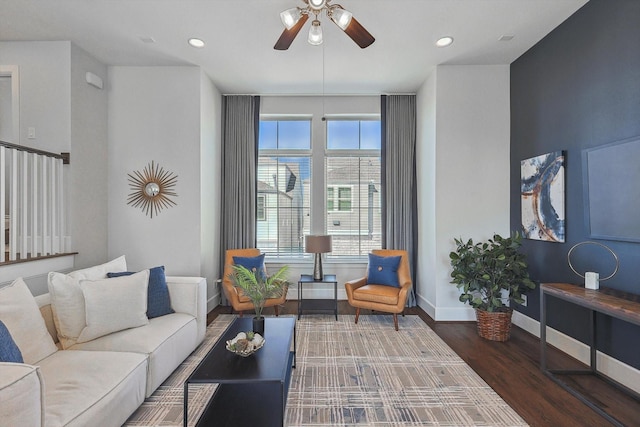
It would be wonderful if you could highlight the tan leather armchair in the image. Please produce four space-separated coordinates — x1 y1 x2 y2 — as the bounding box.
345 249 412 331
222 248 287 317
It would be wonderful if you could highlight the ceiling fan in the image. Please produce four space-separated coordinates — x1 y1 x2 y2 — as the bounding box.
274 0 375 50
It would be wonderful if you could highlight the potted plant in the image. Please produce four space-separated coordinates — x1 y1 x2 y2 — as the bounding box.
449 232 535 341
230 264 289 335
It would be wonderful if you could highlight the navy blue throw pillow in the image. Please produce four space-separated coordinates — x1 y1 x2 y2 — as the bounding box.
367 254 402 288
233 254 266 279
0 320 24 363
108 266 174 318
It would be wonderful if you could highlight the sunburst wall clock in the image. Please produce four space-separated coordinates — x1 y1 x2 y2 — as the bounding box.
127 161 178 218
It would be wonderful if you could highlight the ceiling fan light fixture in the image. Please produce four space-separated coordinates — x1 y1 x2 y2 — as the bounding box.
308 0 327 10
274 0 374 50
280 7 302 30
330 7 353 30
308 19 323 45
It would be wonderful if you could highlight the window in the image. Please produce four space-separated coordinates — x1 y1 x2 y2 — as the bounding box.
327 186 352 212
257 120 311 257
326 120 381 256
257 116 381 258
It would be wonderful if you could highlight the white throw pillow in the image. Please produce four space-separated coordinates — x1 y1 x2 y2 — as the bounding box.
0 278 58 364
48 256 128 349
77 270 150 343
68 255 127 281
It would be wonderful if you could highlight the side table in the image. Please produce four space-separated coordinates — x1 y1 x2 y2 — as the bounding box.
298 274 338 320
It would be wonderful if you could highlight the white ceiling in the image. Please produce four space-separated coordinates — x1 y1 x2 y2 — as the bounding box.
0 0 588 95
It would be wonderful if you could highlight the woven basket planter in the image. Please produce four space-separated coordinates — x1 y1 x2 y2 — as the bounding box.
475 308 513 342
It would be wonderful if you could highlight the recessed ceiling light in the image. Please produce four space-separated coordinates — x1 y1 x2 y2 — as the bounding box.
499 35 515 42
188 38 205 48
435 36 454 48
139 36 156 44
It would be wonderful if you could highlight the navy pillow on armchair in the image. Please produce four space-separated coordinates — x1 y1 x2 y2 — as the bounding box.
232 253 267 279
367 254 402 288
108 266 174 318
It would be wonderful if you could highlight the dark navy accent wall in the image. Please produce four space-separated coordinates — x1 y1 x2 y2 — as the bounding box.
510 0 640 369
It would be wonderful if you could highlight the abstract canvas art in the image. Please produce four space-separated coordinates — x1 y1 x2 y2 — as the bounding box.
521 151 565 242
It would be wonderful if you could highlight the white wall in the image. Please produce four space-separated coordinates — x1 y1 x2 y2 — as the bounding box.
416 71 437 315
0 41 109 293
200 70 222 310
415 65 511 320
0 75 13 141
0 44 222 302
107 66 203 275
69 43 109 269
0 41 71 153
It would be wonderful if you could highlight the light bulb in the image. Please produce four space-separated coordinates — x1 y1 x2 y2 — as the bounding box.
436 36 454 47
331 8 352 30
308 0 326 10
308 20 323 45
280 8 302 30
188 38 205 48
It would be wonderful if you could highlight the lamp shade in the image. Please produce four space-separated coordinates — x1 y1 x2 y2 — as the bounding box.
330 8 353 30
305 235 332 253
280 7 302 30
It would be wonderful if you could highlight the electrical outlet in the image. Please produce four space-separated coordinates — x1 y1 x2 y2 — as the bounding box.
521 295 528 307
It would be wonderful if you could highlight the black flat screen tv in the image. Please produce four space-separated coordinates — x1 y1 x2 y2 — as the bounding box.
582 136 640 242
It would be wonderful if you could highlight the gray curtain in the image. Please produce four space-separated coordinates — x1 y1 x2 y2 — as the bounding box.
381 95 418 307
219 95 260 303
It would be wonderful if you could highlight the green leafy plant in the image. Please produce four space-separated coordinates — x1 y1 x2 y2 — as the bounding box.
449 232 535 312
230 264 289 319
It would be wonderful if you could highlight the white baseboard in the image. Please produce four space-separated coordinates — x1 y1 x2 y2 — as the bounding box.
207 280 222 314
207 292 221 313
417 294 436 319
512 311 640 394
416 294 476 321
434 305 476 321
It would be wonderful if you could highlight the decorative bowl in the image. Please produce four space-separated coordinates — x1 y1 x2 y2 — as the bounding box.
225 331 265 357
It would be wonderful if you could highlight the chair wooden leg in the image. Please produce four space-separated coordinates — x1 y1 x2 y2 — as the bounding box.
393 313 399 331
238 311 243 318
355 307 360 324
274 305 280 317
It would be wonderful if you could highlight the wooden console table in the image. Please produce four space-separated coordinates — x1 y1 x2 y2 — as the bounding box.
540 282 640 427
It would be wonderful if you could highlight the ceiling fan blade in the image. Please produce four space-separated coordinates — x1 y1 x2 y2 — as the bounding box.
274 14 309 50
343 17 375 48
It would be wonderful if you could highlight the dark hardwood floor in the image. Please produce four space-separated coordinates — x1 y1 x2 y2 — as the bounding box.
208 301 640 427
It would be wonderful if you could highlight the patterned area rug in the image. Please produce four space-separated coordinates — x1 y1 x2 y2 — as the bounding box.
125 314 528 427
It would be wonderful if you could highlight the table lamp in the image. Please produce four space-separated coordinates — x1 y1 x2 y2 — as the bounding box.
305 235 332 281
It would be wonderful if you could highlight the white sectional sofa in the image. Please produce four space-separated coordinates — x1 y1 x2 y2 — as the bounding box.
0 257 207 427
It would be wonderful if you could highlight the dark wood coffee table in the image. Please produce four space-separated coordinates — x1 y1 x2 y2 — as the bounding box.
183 316 296 427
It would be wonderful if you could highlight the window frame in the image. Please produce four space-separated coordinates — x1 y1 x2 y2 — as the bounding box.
324 117 382 259
257 113 381 261
257 117 312 259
